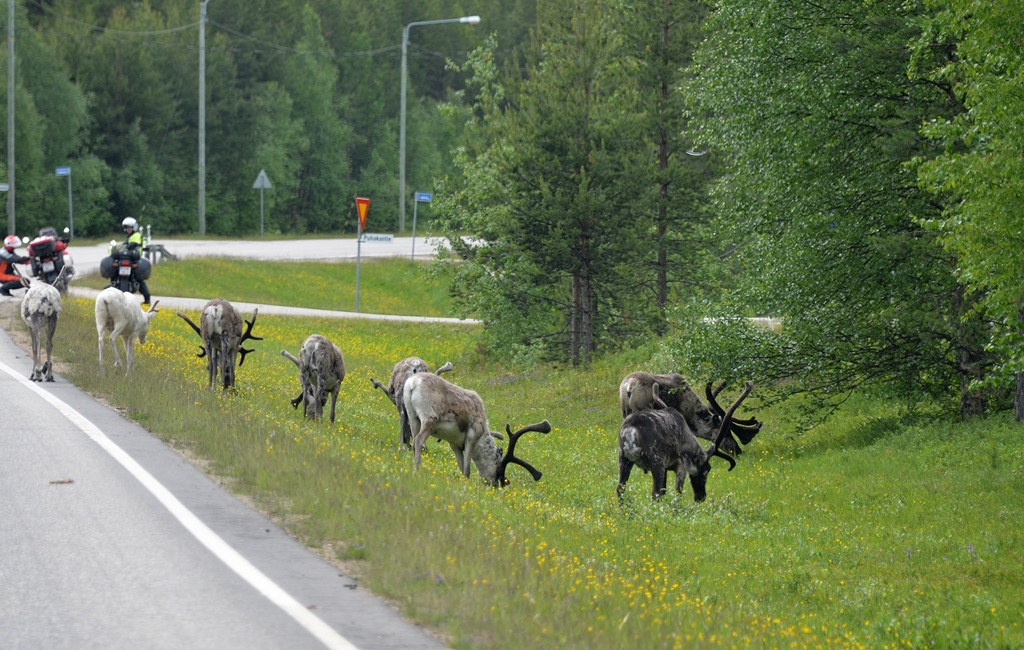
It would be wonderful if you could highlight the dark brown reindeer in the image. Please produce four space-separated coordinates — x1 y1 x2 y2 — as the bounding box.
402 372 550 486
619 372 723 441
176 298 262 390
370 357 453 448
617 381 755 502
281 334 346 424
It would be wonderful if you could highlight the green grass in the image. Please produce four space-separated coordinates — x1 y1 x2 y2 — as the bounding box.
8 268 1024 649
75 257 456 318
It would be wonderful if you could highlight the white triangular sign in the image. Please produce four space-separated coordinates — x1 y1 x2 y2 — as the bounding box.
253 169 272 189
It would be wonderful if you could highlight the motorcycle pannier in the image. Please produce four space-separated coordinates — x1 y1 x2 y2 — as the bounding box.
99 256 115 279
136 257 152 281
29 237 56 259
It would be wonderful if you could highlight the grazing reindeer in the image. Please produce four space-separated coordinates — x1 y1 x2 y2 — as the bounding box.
281 334 346 424
176 298 262 390
19 272 64 382
370 357 453 448
94 287 160 372
403 372 550 486
617 381 754 502
619 372 762 455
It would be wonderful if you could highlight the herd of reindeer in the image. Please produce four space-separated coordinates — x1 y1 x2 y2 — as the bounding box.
15 272 763 502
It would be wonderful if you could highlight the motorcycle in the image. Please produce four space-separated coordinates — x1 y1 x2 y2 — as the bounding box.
100 240 152 295
25 226 75 294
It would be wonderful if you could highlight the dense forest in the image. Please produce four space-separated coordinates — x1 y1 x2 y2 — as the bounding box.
3 0 531 237
3 0 1023 420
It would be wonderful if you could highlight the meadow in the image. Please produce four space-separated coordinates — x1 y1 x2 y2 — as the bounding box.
10 259 1024 649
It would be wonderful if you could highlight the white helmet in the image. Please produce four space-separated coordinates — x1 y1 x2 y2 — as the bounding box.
3 234 18 249
122 217 138 230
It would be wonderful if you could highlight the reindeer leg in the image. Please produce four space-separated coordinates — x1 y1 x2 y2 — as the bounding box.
651 463 668 500
449 442 467 477
28 320 42 381
44 318 56 381
328 386 339 425
617 454 634 502
398 405 412 449
412 417 435 470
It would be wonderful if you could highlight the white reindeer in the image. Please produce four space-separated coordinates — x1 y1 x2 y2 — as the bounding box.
403 372 551 486
94 287 160 371
281 334 346 424
20 274 63 382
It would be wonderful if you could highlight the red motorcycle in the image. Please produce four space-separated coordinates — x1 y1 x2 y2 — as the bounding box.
26 226 75 294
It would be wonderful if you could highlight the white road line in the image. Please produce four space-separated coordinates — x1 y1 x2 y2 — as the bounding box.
0 361 357 650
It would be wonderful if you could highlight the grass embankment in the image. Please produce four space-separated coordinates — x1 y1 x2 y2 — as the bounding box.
74 257 454 318
15 259 1024 649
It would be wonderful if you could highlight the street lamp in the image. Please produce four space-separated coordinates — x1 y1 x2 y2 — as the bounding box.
399 15 480 232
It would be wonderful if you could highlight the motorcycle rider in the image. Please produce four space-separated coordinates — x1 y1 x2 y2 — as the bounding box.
119 217 151 304
0 235 30 296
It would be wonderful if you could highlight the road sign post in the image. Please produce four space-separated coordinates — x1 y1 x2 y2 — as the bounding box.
252 169 272 236
412 192 432 260
355 197 371 312
56 167 73 239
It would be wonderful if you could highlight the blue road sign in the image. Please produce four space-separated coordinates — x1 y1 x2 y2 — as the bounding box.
416 192 432 202
55 166 71 176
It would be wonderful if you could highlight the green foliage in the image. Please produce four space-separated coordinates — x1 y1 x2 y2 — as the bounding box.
687 0 987 415
434 4 668 365
913 1 1024 391
20 0 534 237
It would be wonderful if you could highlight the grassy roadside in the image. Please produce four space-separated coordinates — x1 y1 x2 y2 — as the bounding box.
3 267 1022 648
73 257 455 318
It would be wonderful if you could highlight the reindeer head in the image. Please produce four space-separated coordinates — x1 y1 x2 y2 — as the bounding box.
137 300 160 344
687 382 752 502
491 420 551 487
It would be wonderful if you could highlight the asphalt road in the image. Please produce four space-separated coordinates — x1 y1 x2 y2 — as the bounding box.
0 240 448 649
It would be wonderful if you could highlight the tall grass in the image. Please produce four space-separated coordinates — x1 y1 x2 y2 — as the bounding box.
7 285 1023 649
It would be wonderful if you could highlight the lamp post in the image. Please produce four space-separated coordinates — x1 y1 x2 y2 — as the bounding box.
198 0 209 235
399 15 479 232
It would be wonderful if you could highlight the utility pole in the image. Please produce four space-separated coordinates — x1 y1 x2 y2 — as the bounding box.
7 0 15 234
198 0 208 235
399 16 479 232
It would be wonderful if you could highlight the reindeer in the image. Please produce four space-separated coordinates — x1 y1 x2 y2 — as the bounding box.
281 334 346 424
176 299 262 390
402 372 550 486
370 357 453 448
94 287 160 372
19 272 64 382
619 372 762 455
617 381 754 502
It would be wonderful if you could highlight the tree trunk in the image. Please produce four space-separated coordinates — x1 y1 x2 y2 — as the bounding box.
656 12 671 316
570 273 581 367
582 272 592 365
1016 303 1024 422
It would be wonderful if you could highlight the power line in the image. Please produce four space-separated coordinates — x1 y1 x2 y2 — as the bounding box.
26 0 199 35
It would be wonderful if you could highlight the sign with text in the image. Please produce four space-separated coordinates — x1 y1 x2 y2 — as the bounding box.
355 196 370 232
361 233 393 243
55 166 71 176
415 192 432 203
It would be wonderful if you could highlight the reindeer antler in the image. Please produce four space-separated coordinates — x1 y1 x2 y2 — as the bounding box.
238 308 262 366
175 311 207 358
705 380 763 446
705 382 755 471
496 420 551 486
